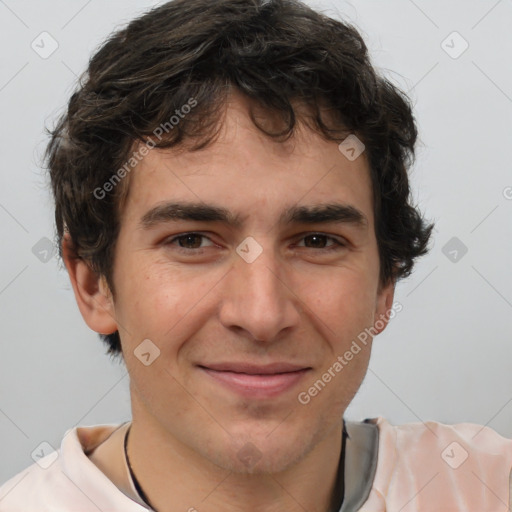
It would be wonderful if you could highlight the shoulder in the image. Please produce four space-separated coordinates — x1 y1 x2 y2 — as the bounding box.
0 447 77 511
374 416 512 460
0 423 145 512
359 417 512 512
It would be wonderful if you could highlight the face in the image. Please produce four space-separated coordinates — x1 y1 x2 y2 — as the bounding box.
107 93 393 474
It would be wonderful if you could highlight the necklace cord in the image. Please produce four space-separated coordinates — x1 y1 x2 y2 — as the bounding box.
124 425 158 511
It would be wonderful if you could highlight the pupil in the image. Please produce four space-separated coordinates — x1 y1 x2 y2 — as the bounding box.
180 235 201 248
306 235 325 248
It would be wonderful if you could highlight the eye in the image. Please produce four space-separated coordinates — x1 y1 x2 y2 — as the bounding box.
166 233 215 250
295 233 346 251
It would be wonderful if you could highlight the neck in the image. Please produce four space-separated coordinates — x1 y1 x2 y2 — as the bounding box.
125 409 344 512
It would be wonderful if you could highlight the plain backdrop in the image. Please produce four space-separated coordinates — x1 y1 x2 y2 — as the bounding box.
1 0 511 484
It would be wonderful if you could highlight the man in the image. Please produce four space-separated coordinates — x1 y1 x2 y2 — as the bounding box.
1 0 511 510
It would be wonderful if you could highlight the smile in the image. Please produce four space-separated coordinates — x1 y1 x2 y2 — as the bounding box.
198 363 311 399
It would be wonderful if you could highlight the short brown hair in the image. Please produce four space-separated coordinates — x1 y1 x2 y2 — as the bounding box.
47 0 433 357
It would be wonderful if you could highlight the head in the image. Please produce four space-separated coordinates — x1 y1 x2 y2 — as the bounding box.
49 0 432 473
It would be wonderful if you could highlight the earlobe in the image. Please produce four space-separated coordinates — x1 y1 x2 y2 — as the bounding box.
373 280 395 335
62 234 118 335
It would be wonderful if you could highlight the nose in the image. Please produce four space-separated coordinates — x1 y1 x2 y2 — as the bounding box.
218 244 301 343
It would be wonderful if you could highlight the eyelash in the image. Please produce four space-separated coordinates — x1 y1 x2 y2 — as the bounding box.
165 232 347 253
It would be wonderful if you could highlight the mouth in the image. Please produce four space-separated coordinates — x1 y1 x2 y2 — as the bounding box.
197 362 312 399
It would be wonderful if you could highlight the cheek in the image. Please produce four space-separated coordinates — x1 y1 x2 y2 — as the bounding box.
301 269 378 330
114 260 221 353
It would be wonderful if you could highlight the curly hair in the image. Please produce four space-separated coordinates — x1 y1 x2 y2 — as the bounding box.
47 0 433 357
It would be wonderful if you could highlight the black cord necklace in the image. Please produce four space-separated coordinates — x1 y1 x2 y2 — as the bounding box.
124 425 158 511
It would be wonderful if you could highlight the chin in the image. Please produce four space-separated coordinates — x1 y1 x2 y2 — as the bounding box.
204 422 323 475
212 446 307 476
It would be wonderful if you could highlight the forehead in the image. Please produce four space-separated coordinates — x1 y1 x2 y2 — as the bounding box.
120 94 374 228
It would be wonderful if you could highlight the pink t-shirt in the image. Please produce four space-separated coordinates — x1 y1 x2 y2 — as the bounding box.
361 417 512 511
0 417 511 511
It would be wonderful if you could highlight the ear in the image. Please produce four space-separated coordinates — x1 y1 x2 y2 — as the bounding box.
373 279 395 335
62 233 118 335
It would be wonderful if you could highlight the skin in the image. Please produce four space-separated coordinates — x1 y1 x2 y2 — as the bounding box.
64 92 394 512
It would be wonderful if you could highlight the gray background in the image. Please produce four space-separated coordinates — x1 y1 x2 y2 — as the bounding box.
1 0 511 484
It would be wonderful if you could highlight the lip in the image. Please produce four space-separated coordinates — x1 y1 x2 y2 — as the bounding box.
198 362 311 399
201 362 309 374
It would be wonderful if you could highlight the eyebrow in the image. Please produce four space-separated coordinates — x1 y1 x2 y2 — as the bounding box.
280 203 367 228
139 202 242 229
139 201 368 230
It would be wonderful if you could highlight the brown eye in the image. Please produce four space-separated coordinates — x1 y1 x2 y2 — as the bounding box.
297 233 344 250
177 234 204 249
303 234 330 248
166 233 214 250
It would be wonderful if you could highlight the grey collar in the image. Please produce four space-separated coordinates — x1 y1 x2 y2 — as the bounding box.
338 420 379 512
